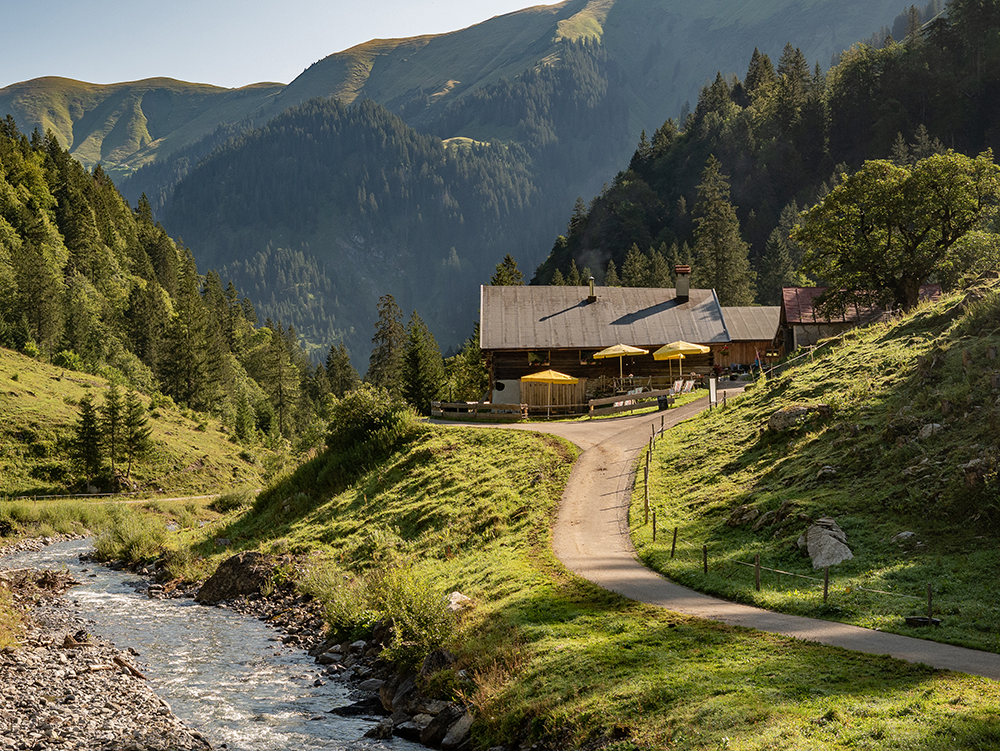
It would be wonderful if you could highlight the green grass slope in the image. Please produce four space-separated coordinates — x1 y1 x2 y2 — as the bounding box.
0 347 263 496
161 407 1000 749
633 281 1000 653
0 76 282 175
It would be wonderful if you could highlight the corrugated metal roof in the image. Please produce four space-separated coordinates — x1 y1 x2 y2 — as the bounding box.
782 285 942 324
720 306 781 341
480 285 729 350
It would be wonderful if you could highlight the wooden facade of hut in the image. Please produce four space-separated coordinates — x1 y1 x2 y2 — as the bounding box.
480 279 728 406
714 306 782 370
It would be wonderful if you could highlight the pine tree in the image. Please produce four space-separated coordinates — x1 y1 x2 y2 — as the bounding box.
122 390 153 479
72 394 103 486
604 259 621 286
264 323 300 437
402 311 445 415
621 244 650 286
101 381 124 478
490 254 525 285
366 293 405 396
550 268 566 285
691 156 755 306
326 341 361 398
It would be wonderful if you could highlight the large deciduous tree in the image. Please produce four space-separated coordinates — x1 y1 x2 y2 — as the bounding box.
793 149 1000 312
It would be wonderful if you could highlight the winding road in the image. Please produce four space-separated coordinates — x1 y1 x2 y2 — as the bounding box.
436 395 1000 681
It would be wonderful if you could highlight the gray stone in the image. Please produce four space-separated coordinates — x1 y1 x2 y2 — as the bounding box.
421 703 465 747
194 551 273 604
918 423 944 439
447 592 473 612
797 517 853 569
357 678 384 692
442 712 475 751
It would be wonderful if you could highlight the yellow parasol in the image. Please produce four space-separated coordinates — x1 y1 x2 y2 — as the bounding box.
521 370 579 418
658 352 685 380
593 343 649 379
653 340 711 358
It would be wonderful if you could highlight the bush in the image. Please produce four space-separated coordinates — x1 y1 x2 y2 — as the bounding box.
209 491 255 514
52 350 84 371
303 561 456 669
93 504 166 564
326 384 415 454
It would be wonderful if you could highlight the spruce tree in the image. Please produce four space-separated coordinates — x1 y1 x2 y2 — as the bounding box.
366 293 405 396
72 394 103 486
326 341 361 398
490 254 525 285
122 390 153 480
621 244 650 286
691 156 755 306
101 381 124 478
604 259 621 286
402 311 445 415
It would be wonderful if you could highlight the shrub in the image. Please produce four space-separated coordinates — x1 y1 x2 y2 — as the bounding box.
304 561 456 669
209 491 254 514
52 350 84 371
93 504 166 564
326 384 414 455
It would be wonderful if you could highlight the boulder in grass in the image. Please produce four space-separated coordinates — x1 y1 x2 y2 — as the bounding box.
797 517 853 569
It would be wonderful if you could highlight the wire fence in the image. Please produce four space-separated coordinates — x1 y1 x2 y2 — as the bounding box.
636 393 939 624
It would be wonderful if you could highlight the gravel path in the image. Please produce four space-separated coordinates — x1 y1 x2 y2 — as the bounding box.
439 394 1000 681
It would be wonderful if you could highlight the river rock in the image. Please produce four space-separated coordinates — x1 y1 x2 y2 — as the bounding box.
195 551 274 604
441 711 474 751
421 702 466 747
797 517 853 569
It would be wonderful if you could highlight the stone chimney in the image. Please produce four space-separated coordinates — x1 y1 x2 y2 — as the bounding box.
587 276 597 303
675 265 691 302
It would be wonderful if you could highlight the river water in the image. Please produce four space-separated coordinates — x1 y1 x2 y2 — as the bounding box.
1 539 423 751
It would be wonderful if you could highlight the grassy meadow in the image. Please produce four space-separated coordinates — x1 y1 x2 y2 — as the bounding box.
632 281 1000 655
5 285 1000 748
132 394 1000 749
0 346 265 498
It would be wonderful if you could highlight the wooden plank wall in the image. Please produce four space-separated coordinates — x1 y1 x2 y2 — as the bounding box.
519 380 588 408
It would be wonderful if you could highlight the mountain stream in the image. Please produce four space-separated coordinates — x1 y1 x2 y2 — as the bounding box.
1 538 422 751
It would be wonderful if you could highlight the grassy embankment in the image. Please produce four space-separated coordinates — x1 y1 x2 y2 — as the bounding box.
632 281 1000 661
0 346 266 500
136 367 1000 749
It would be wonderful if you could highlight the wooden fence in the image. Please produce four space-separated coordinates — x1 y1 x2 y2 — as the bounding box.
588 388 676 417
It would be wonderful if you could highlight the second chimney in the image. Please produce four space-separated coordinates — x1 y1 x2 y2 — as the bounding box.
588 276 596 303
675 265 691 302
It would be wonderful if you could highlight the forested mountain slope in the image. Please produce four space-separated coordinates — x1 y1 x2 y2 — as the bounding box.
1 0 904 359
536 0 995 308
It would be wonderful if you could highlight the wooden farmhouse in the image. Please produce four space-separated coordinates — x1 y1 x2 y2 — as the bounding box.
714 306 783 372
480 274 730 406
780 285 942 350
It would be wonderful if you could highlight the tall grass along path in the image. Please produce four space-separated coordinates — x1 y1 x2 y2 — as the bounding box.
435 393 1000 681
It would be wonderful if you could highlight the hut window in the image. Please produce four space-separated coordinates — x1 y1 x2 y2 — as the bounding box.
528 350 550 366
580 350 597 364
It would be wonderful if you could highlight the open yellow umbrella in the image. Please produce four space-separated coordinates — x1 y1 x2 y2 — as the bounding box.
658 352 685 380
653 340 711 359
521 370 579 418
654 340 709 383
593 343 649 379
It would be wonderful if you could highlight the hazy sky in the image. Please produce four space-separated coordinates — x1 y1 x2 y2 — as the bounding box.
1 1 560 89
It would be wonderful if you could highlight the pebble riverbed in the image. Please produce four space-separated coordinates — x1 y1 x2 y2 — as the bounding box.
0 537 428 751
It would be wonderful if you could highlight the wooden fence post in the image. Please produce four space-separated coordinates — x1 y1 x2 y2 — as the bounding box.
927 584 933 620
671 527 678 558
754 553 761 591
823 567 830 603
702 544 708 574
652 511 656 542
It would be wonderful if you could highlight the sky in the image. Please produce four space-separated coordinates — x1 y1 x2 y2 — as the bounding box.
1 0 560 89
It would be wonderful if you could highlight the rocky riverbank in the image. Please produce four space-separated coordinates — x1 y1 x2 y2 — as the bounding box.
1 540 476 751
142 551 476 750
0 563 212 751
